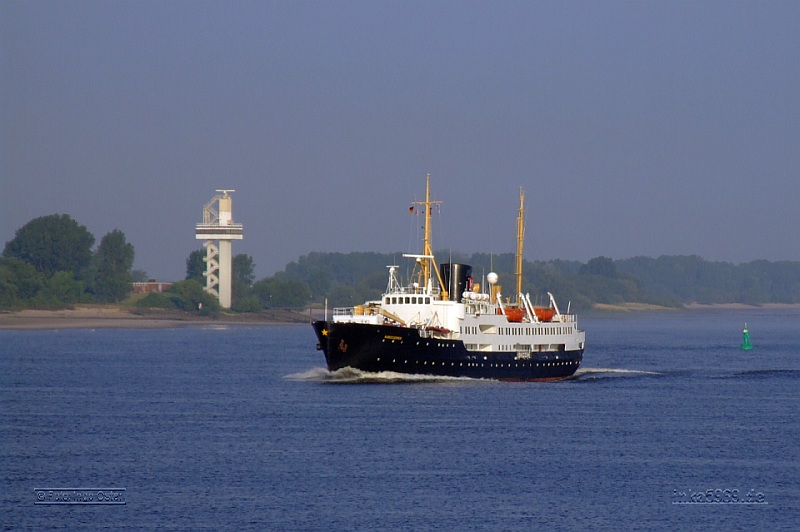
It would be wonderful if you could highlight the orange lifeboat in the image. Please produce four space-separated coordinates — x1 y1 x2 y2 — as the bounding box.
498 306 555 322
504 306 526 323
534 307 555 322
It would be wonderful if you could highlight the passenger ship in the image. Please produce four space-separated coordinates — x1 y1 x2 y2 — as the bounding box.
312 176 585 381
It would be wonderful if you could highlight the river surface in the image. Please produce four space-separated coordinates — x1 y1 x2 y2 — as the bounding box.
2 309 798 529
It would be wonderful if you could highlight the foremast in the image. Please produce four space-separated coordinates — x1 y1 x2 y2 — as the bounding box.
409 174 449 301
515 188 525 305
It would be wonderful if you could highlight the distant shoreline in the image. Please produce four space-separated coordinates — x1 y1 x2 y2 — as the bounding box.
682 302 800 310
0 305 311 330
2 303 798 330
593 302 800 312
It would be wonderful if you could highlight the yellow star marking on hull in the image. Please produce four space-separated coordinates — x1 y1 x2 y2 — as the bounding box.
322 329 328 336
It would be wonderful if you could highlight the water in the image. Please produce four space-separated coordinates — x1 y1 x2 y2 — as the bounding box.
2 310 799 530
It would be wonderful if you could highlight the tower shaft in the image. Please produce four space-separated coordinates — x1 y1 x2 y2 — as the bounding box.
218 240 233 309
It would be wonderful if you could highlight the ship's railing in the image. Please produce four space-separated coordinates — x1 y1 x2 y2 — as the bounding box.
464 301 496 315
333 306 385 317
386 286 441 297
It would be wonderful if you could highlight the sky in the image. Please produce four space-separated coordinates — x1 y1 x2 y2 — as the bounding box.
2 0 799 281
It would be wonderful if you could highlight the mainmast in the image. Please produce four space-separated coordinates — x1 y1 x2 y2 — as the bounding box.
410 174 448 300
515 188 525 303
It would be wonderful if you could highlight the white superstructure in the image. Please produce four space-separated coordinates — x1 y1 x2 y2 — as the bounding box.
329 176 584 356
331 268 585 355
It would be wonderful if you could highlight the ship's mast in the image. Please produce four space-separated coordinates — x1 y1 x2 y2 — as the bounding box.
515 188 525 303
411 174 448 300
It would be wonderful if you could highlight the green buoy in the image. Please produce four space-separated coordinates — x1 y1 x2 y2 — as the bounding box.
740 323 753 350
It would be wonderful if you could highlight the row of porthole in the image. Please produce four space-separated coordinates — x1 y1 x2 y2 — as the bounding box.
381 338 567 353
379 339 460 348
488 361 578 368
380 338 456 349
375 358 579 368
417 341 457 348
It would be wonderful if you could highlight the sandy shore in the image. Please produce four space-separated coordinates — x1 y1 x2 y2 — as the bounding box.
593 303 678 312
0 305 311 330
3 302 798 330
682 302 800 310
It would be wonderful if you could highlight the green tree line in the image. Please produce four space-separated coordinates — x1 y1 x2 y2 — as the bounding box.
5 214 799 312
1 214 135 308
270 251 800 310
1 214 311 313
1 214 223 314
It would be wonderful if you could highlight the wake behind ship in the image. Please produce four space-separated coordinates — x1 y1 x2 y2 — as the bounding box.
312 176 585 381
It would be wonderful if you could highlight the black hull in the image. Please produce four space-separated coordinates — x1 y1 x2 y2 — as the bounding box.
313 320 583 382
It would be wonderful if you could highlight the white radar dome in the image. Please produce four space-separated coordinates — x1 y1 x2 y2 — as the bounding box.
487 272 498 285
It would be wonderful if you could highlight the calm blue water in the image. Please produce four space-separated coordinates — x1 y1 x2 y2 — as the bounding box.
2 310 799 530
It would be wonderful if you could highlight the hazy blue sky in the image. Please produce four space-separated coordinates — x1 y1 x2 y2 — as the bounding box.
2 0 798 281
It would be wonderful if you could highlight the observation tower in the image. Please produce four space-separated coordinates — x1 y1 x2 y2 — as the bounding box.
195 190 243 308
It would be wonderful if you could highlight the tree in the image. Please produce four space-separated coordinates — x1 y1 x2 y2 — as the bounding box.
233 254 255 286
166 280 220 315
0 260 20 308
185 249 206 283
91 229 135 303
580 256 617 278
40 271 88 305
3 214 95 278
252 277 311 309
232 254 255 304
0 257 44 303
326 284 363 308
